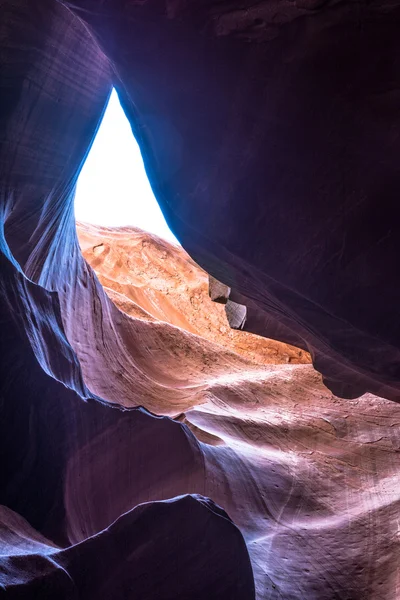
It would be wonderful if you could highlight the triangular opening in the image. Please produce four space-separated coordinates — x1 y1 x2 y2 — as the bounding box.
75 89 179 245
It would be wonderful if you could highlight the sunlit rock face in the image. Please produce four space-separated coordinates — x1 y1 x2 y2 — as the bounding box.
77 222 310 368
1 0 400 599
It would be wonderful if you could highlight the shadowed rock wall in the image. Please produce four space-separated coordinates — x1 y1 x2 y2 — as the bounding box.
1 1 400 598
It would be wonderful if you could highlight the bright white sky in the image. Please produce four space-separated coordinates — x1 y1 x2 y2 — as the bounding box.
74 89 179 245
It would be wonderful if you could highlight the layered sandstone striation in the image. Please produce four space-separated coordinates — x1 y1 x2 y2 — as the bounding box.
78 222 310 367
2 1 400 599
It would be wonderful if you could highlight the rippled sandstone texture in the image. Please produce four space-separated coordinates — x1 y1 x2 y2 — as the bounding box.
1 1 400 599
78 222 310 367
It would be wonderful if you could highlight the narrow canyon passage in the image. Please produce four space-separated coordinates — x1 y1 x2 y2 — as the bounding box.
75 224 400 599
1 1 400 599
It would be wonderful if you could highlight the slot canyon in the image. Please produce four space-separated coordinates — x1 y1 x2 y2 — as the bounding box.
1 1 400 598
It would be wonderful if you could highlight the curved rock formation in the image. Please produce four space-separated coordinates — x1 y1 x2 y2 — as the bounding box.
77 222 310 367
1 497 254 599
1 1 400 598
65 0 400 402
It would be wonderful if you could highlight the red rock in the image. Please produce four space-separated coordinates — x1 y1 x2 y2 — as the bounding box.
78 222 310 369
2 1 400 598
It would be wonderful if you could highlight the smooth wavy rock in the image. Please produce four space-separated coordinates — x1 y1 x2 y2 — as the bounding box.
63 0 400 401
1 497 254 599
2 1 400 599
